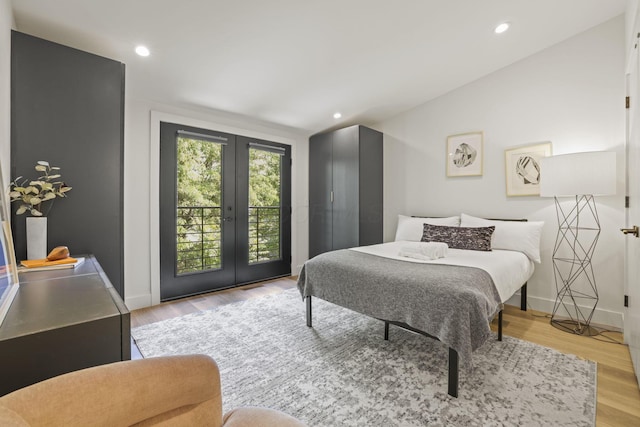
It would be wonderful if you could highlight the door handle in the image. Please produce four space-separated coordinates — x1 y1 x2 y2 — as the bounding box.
621 225 639 237
224 206 233 222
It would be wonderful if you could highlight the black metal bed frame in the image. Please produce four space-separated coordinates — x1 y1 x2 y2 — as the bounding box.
305 282 527 398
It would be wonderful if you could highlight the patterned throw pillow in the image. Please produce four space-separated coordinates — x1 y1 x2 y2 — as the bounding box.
421 224 495 251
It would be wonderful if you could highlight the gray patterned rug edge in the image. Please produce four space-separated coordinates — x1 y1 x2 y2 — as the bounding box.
132 289 596 427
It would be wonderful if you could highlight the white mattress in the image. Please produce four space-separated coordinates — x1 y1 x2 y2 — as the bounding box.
350 241 534 303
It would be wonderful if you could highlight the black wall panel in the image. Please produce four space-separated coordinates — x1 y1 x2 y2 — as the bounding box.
11 31 125 297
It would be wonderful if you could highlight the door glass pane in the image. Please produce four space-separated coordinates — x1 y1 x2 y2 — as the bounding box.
176 136 223 274
248 148 281 264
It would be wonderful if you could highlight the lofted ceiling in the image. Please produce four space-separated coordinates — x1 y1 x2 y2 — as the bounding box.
10 0 627 134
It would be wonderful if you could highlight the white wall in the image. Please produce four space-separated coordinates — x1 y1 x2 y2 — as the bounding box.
124 97 309 309
374 16 626 328
0 0 13 185
626 0 639 55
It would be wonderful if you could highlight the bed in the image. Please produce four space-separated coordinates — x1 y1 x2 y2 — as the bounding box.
297 214 543 397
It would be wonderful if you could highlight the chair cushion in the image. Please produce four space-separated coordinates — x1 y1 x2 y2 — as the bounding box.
0 405 29 427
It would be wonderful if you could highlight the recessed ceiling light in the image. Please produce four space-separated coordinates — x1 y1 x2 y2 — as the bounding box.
135 45 150 57
494 22 510 34
333 112 342 119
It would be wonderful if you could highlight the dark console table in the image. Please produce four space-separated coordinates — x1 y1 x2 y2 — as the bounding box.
0 255 130 396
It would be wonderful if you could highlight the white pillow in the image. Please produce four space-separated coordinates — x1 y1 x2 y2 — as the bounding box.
394 215 460 242
460 213 544 263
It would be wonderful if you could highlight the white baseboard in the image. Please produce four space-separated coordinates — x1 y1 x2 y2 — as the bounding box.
125 294 152 311
505 292 623 330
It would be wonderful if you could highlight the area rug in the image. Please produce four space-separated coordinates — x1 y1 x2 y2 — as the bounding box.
132 289 596 427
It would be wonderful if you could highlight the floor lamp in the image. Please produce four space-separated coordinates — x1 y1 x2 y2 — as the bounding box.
539 151 616 336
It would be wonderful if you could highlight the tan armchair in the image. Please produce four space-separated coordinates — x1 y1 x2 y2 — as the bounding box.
0 355 306 427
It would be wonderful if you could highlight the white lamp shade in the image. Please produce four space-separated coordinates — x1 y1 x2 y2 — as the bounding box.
539 151 616 197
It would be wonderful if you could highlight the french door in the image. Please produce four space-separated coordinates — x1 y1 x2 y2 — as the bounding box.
159 122 291 301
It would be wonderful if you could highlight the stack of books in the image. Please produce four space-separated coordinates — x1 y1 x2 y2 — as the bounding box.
19 257 85 272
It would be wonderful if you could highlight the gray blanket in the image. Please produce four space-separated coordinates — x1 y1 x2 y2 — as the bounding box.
297 249 502 365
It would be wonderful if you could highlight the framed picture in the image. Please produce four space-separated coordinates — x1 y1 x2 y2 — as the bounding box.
504 142 553 196
0 164 19 327
446 132 483 177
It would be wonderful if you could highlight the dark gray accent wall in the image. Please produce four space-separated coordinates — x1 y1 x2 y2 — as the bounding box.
11 31 125 297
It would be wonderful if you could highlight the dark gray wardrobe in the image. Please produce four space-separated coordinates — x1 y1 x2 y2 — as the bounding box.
11 31 125 297
309 125 383 258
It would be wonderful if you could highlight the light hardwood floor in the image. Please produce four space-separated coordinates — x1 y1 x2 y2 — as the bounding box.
131 277 640 427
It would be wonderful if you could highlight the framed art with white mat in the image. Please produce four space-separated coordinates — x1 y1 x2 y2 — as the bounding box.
446 132 483 177
504 142 552 196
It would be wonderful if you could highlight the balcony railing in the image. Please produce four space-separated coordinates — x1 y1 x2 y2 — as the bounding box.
176 205 280 274
176 206 222 274
248 206 281 264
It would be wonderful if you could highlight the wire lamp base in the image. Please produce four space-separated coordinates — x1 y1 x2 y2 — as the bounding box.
550 195 601 337
550 318 600 336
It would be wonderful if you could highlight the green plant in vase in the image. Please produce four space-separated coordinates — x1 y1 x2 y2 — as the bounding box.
8 161 72 216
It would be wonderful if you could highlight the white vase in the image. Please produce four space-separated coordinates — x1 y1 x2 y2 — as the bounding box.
26 217 47 260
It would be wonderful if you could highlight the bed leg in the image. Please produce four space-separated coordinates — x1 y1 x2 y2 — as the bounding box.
498 311 503 341
384 321 389 340
448 348 458 398
306 296 312 327
521 282 527 311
